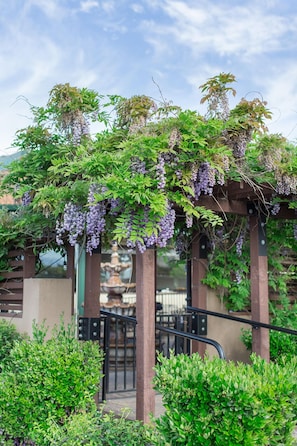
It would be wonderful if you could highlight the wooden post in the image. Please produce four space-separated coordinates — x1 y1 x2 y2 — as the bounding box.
249 212 270 361
66 245 75 315
136 247 156 422
23 247 36 278
84 251 101 317
191 234 208 356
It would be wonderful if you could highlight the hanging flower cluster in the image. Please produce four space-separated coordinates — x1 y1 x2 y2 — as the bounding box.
2 73 297 261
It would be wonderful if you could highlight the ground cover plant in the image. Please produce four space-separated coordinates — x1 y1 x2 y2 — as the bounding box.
153 352 297 445
42 407 153 446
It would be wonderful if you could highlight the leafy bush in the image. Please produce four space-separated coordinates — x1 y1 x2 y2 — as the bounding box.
0 320 104 445
41 407 153 445
0 318 24 367
241 328 297 365
153 352 297 445
241 303 297 363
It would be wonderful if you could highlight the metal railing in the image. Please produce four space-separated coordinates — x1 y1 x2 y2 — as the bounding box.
99 309 225 401
100 310 137 401
187 306 297 336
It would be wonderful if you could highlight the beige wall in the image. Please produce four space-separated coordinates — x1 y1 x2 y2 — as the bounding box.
205 290 251 362
1 278 72 338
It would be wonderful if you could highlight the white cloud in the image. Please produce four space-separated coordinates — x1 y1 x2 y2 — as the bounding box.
80 1 100 13
24 0 66 19
1 0 297 153
260 66 297 141
101 1 116 13
142 0 296 59
130 3 144 14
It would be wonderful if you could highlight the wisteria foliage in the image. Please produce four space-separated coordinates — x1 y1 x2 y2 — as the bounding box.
2 74 297 256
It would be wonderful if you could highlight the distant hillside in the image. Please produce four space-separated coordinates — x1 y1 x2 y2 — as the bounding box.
0 152 21 170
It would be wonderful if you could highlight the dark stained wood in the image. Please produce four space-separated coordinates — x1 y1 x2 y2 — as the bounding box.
23 247 36 278
0 304 22 312
0 271 24 279
0 294 23 300
66 245 75 315
0 249 25 312
270 205 297 220
197 196 248 215
225 180 274 201
191 235 207 356
0 282 23 289
7 250 24 257
9 260 24 267
84 252 101 317
136 248 156 423
249 215 270 361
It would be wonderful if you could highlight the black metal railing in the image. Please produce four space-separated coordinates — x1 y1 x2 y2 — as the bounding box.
155 313 223 357
187 306 297 336
99 309 225 401
100 309 137 401
92 305 297 401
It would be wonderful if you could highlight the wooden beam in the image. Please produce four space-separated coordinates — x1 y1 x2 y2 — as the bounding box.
84 251 100 317
197 196 248 215
271 205 297 220
226 180 274 201
249 214 270 361
136 248 156 423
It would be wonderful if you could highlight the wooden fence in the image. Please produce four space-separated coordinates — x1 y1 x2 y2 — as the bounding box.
0 250 25 316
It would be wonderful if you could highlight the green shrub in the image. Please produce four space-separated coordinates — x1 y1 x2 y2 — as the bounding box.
153 352 297 445
0 320 104 445
41 407 153 445
241 328 297 363
0 319 24 367
241 304 297 363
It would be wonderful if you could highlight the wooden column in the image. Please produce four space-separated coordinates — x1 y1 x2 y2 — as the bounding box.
136 248 156 422
66 245 75 315
191 234 208 356
249 213 270 361
23 247 36 278
84 251 101 317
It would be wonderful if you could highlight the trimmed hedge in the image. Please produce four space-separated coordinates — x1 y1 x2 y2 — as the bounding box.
0 321 104 445
153 353 297 445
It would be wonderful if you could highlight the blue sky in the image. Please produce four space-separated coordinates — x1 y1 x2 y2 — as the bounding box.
1 0 297 154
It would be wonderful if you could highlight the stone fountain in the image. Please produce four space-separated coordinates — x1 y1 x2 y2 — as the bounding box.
100 242 136 365
101 241 135 312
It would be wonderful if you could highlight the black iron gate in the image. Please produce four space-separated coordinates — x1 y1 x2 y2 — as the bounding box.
82 310 225 401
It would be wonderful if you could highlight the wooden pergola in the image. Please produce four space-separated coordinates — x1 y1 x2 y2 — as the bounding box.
82 179 295 423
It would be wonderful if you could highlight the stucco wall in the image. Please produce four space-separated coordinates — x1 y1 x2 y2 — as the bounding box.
205 290 251 362
1 278 72 338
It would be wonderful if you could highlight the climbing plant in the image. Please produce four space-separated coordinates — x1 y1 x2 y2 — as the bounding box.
203 217 297 311
1 73 297 311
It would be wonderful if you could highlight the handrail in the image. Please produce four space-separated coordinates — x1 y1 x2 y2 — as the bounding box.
155 323 225 359
187 306 297 336
100 308 137 324
100 309 225 359
99 309 226 400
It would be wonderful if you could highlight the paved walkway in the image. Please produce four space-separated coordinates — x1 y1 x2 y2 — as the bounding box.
103 391 164 420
